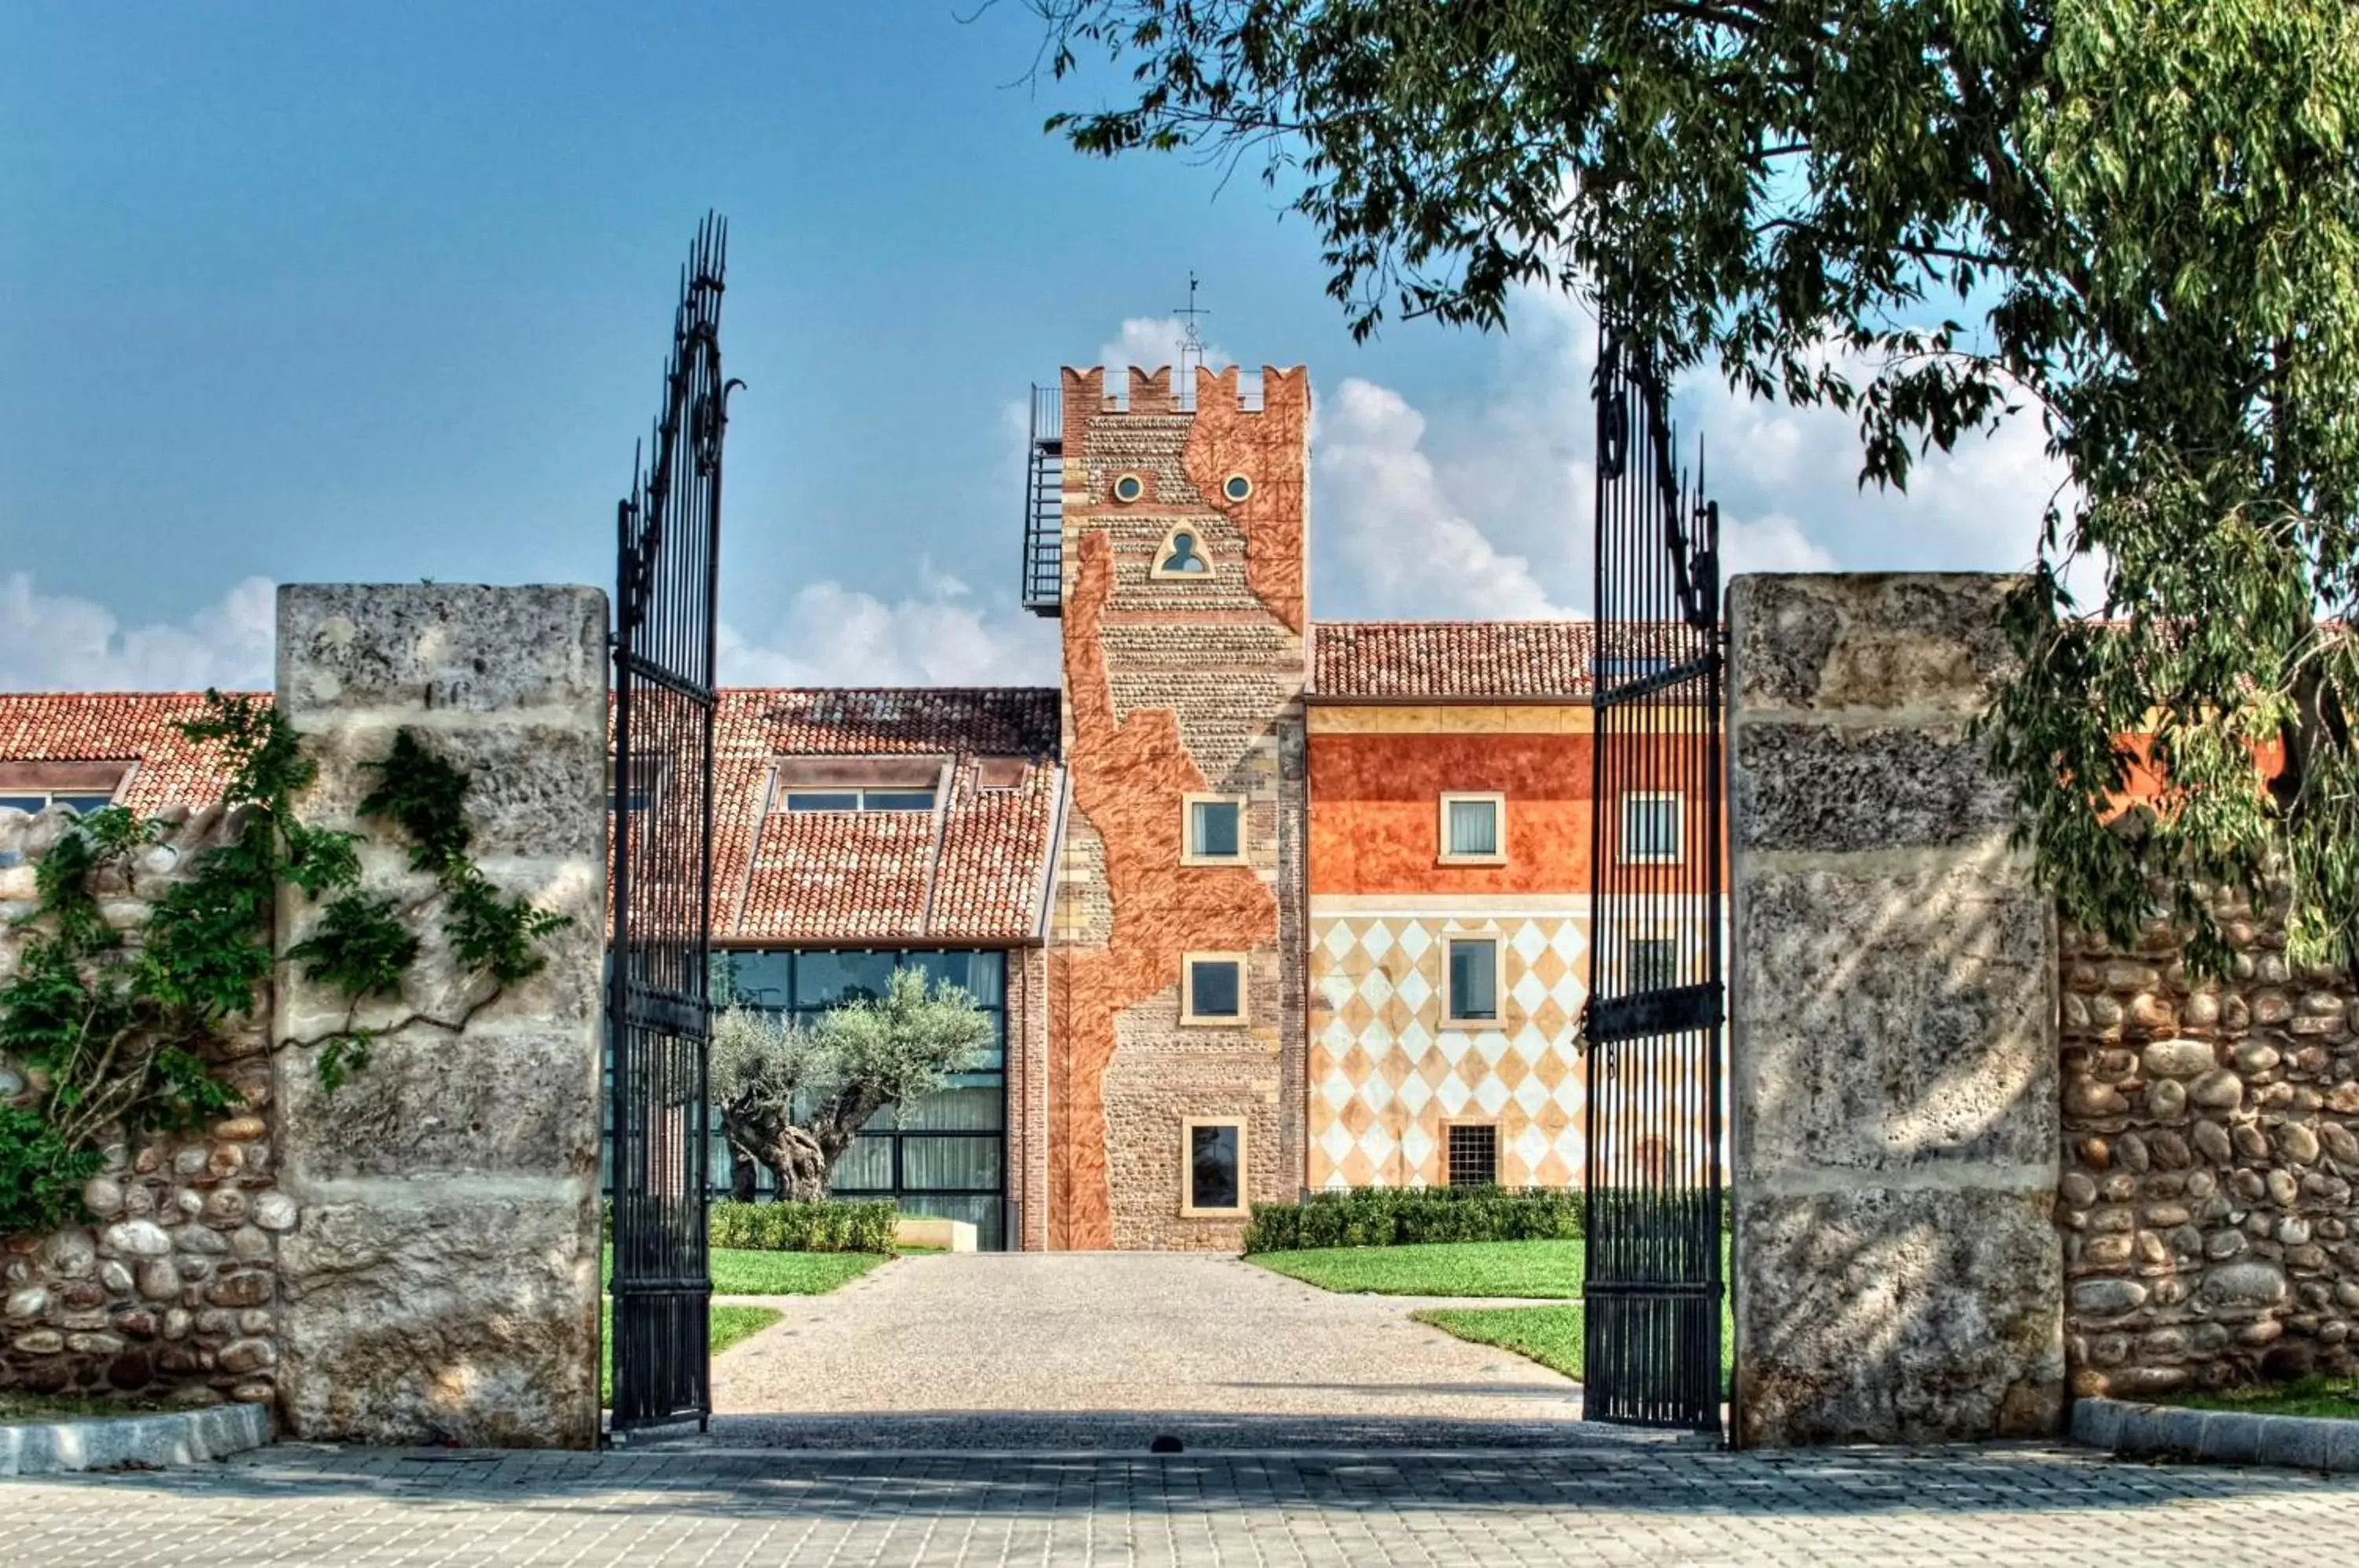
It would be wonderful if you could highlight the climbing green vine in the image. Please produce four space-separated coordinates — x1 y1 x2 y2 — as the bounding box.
0 692 572 1235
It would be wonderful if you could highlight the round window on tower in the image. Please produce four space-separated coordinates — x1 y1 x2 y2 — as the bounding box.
1222 473 1253 503
1113 473 1146 504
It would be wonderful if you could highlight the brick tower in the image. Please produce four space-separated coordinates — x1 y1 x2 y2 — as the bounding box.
1043 363 1311 1250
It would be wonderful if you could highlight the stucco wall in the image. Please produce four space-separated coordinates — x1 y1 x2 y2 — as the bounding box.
1047 365 1308 1250
1728 572 2065 1446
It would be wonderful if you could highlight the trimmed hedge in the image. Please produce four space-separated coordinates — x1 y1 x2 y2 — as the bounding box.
708 1198 899 1254
600 1198 899 1254
1242 1187 1584 1253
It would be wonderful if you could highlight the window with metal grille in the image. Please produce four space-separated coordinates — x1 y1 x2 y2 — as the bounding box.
1447 1124 1499 1187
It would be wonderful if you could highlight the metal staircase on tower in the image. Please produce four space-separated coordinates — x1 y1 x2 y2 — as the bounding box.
1020 384 1063 617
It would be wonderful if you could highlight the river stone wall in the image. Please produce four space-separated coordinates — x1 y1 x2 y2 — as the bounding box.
1 805 286 1411
1727 572 2066 1445
2059 889 2359 1397
271 583 607 1448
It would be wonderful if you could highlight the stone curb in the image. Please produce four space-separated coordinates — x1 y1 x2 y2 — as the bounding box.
0 1401 270 1476
2073 1396 2359 1472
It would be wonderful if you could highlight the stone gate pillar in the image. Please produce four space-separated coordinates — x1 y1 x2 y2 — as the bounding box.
271 584 607 1448
1727 573 2064 1445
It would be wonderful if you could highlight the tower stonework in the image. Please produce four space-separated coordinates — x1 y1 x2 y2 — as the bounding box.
1047 364 1311 1250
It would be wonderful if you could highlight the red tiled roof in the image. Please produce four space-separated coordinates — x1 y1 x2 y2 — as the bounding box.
0 686 1064 948
0 692 256 811
713 689 1060 945
1312 621 1598 701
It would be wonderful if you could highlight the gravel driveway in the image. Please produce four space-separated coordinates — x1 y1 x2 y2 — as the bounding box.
701 1251 1588 1449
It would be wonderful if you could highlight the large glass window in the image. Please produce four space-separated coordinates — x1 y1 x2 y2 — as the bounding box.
695 947 1011 1250
0 792 115 814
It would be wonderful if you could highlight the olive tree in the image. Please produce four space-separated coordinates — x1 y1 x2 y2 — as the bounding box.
711 968 995 1202
1037 0 2359 970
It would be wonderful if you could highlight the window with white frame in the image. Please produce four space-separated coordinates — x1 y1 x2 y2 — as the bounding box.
1182 1119 1246 1215
1439 792 1504 863
1180 953 1246 1025
1183 795 1244 863
0 762 128 816
1444 937 1500 1023
1620 793 1686 864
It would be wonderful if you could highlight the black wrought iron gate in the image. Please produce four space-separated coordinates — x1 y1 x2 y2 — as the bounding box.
608 214 736 1434
1581 321 1727 1434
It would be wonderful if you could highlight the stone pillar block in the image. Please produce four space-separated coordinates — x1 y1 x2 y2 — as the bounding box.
1728 573 2064 1445
271 584 606 1448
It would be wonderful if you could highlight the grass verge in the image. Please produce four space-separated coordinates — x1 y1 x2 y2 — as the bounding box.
2162 1376 2359 1420
1248 1239 1583 1297
1415 1304 1588 1379
598 1302 784 1407
0 1391 178 1426
600 1246 890 1297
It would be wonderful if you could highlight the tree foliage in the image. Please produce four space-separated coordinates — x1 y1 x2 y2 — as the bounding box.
711 969 997 1202
1040 0 2359 968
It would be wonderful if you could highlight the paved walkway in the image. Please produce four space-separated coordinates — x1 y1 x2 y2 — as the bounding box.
701 1252 1584 1448
9 1440 2359 1565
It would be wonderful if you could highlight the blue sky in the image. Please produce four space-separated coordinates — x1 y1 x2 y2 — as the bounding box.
0 2 2063 691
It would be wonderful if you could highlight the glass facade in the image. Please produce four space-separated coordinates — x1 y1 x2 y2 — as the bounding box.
712 947 1009 1250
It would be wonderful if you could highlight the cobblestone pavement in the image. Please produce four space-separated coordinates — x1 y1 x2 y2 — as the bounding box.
7 1438 2359 1566
708 1253 1585 1445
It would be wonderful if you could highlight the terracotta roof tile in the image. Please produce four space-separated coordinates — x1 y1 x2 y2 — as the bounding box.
1312 622 1597 700
0 686 1063 949
713 688 1060 946
0 692 256 811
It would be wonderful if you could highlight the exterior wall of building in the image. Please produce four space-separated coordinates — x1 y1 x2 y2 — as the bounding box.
1047 364 1310 1250
1307 705 1595 1190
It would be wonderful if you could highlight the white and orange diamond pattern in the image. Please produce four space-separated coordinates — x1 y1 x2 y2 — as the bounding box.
1307 913 1590 1188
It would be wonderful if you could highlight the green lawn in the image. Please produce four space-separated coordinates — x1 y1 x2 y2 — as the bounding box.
600 1246 890 1296
2162 1376 2359 1420
1248 1239 1584 1297
595 1246 888 1406
1253 1238 1735 1387
598 1301 782 1406
1415 1303 1591 1378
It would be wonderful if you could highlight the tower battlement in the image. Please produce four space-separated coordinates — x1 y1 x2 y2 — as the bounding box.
1062 363 1294 415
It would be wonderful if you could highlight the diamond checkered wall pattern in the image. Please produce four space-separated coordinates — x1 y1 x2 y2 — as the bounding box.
1307 911 1592 1188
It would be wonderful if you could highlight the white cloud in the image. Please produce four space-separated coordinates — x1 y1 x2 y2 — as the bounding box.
1313 378 1573 618
1098 316 1232 383
0 573 276 691
1304 282 2070 620
719 579 1058 688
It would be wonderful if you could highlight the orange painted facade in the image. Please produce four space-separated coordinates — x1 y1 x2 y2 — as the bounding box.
1309 729 1596 895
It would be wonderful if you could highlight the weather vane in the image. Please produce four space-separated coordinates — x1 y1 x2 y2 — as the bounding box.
1174 271 1210 382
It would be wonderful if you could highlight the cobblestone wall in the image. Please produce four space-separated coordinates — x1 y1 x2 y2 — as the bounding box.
2059 889 2359 1398
0 805 286 1411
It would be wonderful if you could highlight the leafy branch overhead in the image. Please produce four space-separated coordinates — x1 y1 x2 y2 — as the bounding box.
0 693 571 1234
1042 0 2359 968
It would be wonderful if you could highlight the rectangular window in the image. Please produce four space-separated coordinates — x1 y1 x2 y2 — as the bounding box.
1620 793 1686 864
1629 936 1680 992
784 787 936 813
1183 795 1244 862
1182 1120 1246 1215
1439 793 1505 863
1445 937 1499 1022
0 792 115 815
1446 1124 1499 1187
1180 953 1246 1025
